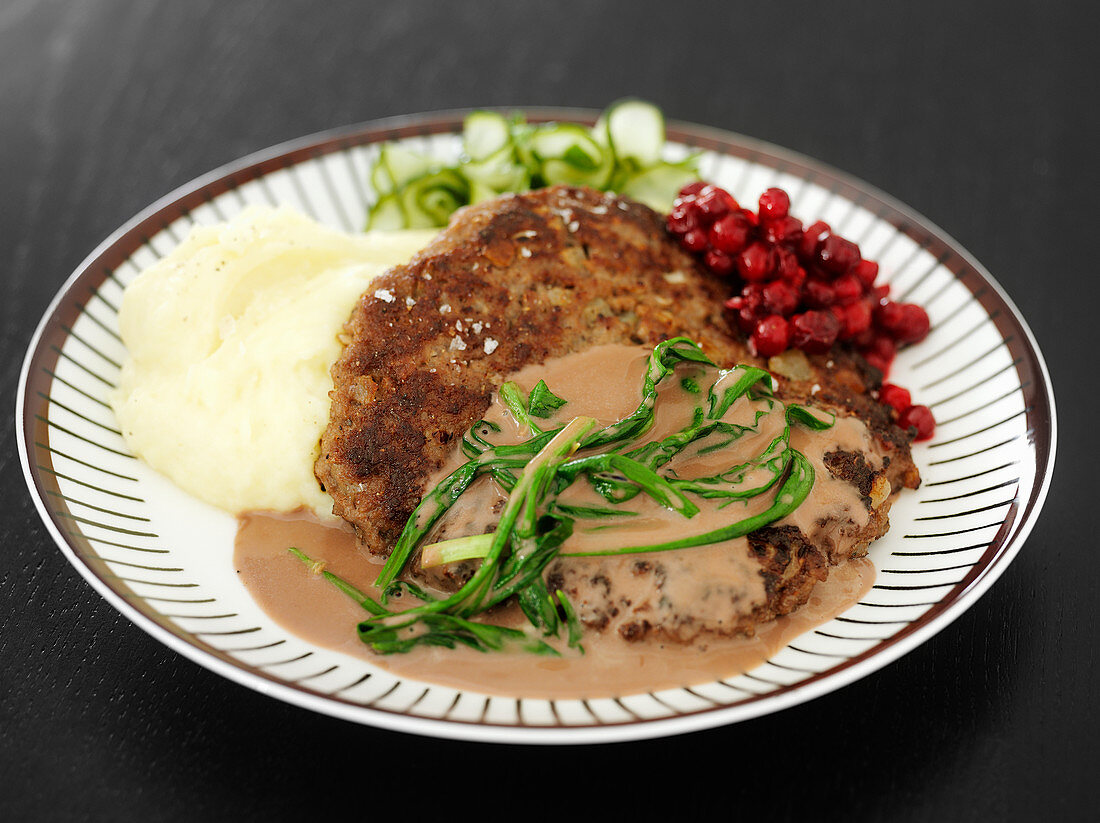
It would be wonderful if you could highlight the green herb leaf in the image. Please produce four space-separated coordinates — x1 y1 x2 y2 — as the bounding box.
528 379 568 418
561 451 817 558
288 547 387 616
556 589 585 651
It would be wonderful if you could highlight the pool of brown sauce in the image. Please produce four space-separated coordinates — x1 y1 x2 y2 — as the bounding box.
235 344 880 699
235 510 872 699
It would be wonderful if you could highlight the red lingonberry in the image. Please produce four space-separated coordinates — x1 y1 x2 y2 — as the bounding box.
761 215 803 246
804 279 837 308
899 404 936 441
724 296 754 335
737 242 776 282
895 303 932 344
833 273 863 304
799 220 831 262
850 326 876 348
790 310 841 354
680 227 709 253
737 306 760 333
678 181 709 199
762 279 800 316
876 301 931 344
816 234 861 275
855 259 880 290
751 315 791 357
863 333 898 363
879 383 912 414
708 212 752 254
775 247 800 281
703 248 736 276
695 185 733 221
666 204 699 234
758 187 791 221
876 300 902 324
861 333 897 375
727 286 765 333
741 281 767 299
838 300 873 339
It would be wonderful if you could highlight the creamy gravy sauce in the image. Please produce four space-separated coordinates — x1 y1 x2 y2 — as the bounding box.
434 344 880 555
423 344 880 634
235 510 873 699
234 343 883 699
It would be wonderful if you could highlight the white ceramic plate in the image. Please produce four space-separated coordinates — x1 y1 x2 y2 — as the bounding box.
17 109 1056 743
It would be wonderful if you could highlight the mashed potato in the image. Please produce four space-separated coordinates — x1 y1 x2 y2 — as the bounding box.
111 207 436 517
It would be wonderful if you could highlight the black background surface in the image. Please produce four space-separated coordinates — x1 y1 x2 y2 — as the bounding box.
2 2 1096 820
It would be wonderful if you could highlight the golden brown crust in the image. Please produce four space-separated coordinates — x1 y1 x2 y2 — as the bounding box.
317 186 748 552
748 525 831 623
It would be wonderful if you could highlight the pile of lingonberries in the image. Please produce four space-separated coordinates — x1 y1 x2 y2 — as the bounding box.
666 182 935 440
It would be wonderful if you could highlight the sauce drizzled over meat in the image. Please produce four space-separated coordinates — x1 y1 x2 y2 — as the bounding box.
235 344 908 699
418 344 897 643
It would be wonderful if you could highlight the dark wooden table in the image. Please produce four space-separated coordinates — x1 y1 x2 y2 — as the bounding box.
3 1 1095 819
